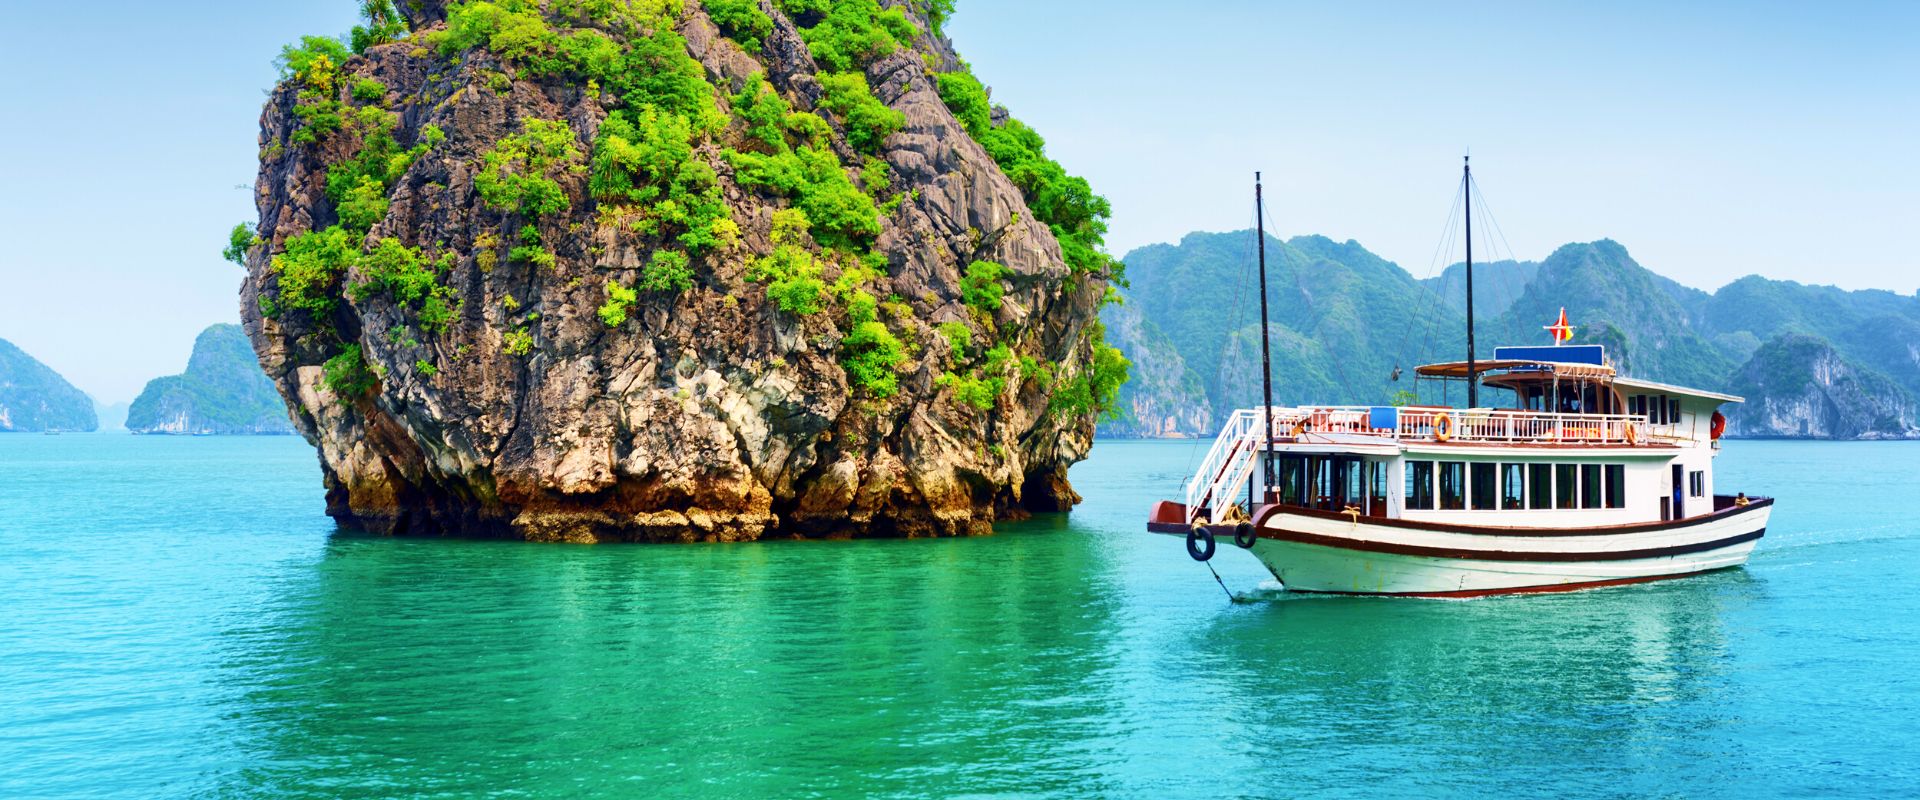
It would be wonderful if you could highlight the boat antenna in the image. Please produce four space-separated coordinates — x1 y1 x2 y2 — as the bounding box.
1255 172 1276 490
1463 154 1478 408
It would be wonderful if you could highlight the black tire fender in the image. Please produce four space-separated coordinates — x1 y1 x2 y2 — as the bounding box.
1186 526 1217 562
1234 522 1257 549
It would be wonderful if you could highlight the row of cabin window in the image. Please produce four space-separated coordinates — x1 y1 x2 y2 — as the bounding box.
1405 461 1626 511
1270 456 1388 512
1629 394 1683 425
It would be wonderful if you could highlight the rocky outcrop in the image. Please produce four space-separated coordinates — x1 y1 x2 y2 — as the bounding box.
240 2 1121 540
0 337 96 432
128 324 295 435
1725 333 1920 439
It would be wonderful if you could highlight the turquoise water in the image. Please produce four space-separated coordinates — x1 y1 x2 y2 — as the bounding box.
1 435 1917 798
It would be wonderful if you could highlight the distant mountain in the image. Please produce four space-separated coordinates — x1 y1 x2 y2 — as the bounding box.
1425 259 1539 317
1100 231 1465 438
1725 333 1918 439
127 324 293 435
95 400 130 432
1102 231 1920 440
1495 240 1736 392
1102 302 1211 436
0 338 97 432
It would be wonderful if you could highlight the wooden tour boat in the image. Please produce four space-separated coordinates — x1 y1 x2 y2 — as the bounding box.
1147 163 1770 597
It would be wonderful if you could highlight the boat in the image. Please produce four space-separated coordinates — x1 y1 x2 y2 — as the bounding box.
1145 162 1771 597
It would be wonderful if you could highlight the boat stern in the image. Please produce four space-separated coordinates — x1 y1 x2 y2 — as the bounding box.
1147 500 1191 534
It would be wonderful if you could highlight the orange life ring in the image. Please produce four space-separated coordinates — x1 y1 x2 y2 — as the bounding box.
1625 422 1638 445
1710 411 1727 440
1433 412 1454 442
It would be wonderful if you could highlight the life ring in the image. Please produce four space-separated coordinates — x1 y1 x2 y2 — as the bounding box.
1625 421 1638 445
1233 522 1257 549
1290 419 1308 438
1433 412 1454 442
1710 411 1727 440
1187 526 1217 562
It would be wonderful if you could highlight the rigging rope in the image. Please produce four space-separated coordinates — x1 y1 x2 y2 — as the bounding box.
1405 183 1465 403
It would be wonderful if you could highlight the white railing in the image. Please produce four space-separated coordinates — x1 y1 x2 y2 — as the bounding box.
1388 407 1645 445
1182 409 1268 524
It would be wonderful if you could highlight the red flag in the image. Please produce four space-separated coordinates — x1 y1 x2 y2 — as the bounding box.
1544 307 1576 345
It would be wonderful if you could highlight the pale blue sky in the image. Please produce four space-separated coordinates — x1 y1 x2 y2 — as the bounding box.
1 1 1914 402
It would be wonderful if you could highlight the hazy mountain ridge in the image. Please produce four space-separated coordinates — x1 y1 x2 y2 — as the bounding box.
0 337 97 432
1101 231 1920 440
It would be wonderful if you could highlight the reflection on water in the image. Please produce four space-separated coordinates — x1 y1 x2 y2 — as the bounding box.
217 526 1130 798
1 436 1917 798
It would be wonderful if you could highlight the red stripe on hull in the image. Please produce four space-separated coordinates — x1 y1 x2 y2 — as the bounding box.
1288 568 1728 599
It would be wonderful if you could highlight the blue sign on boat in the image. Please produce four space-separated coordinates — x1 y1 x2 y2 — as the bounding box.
1494 345 1606 365
1369 406 1398 430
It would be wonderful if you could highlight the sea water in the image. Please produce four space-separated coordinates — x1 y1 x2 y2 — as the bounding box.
1 434 1916 798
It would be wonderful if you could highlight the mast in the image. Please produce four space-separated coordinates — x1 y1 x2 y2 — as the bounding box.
1255 173 1276 491
1463 155 1478 408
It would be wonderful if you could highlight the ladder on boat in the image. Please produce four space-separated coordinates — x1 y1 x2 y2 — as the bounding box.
1182 409 1274 525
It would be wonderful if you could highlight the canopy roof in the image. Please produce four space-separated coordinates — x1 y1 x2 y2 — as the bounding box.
1414 359 1616 381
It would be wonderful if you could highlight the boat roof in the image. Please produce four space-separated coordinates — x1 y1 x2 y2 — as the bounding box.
1416 343 1742 404
1610 376 1743 404
1415 359 1615 380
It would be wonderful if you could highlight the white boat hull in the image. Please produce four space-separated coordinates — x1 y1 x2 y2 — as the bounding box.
1151 499 1770 597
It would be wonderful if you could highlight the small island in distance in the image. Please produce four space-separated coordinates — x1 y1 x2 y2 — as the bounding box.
127 324 295 435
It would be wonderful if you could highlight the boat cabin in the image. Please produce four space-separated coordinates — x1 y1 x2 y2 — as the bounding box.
1182 345 1742 530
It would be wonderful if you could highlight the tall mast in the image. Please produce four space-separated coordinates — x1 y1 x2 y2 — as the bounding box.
1255 173 1276 491
1463 155 1478 408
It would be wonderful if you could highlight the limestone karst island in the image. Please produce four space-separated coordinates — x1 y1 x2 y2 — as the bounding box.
237 0 1126 542
3 1 1918 797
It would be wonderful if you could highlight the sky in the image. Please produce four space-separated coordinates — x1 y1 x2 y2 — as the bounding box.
0 1 1915 402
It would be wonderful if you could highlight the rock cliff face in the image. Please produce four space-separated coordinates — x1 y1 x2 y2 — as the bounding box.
1098 303 1209 438
128 324 296 435
0 338 97 432
1725 333 1920 439
240 1 1124 541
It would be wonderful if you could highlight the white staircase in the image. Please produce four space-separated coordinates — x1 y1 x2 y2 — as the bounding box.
1182 409 1276 525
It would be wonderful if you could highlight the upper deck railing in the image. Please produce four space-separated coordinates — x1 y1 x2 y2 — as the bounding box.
1280 405 1662 446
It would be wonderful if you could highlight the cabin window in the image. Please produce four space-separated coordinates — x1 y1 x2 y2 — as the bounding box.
1439 462 1466 510
1605 464 1626 508
1470 463 1497 510
1529 463 1552 509
1670 398 1682 425
1276 457 1305 506
1501 463 1525 510
1581 464 1602 509
1406 461 1434 510
1556 464 1578 509
1311 458 1334 510
1689 470 1705 498
1368 462 1388 516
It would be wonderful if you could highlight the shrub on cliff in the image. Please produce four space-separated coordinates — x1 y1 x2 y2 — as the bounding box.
476 119 582 218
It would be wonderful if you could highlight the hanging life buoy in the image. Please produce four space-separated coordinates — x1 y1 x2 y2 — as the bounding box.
1234 522 1257 549
1187 526 1217 562
1625 421 1639 445
1433 412 1455 442
1710 411 1727 440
